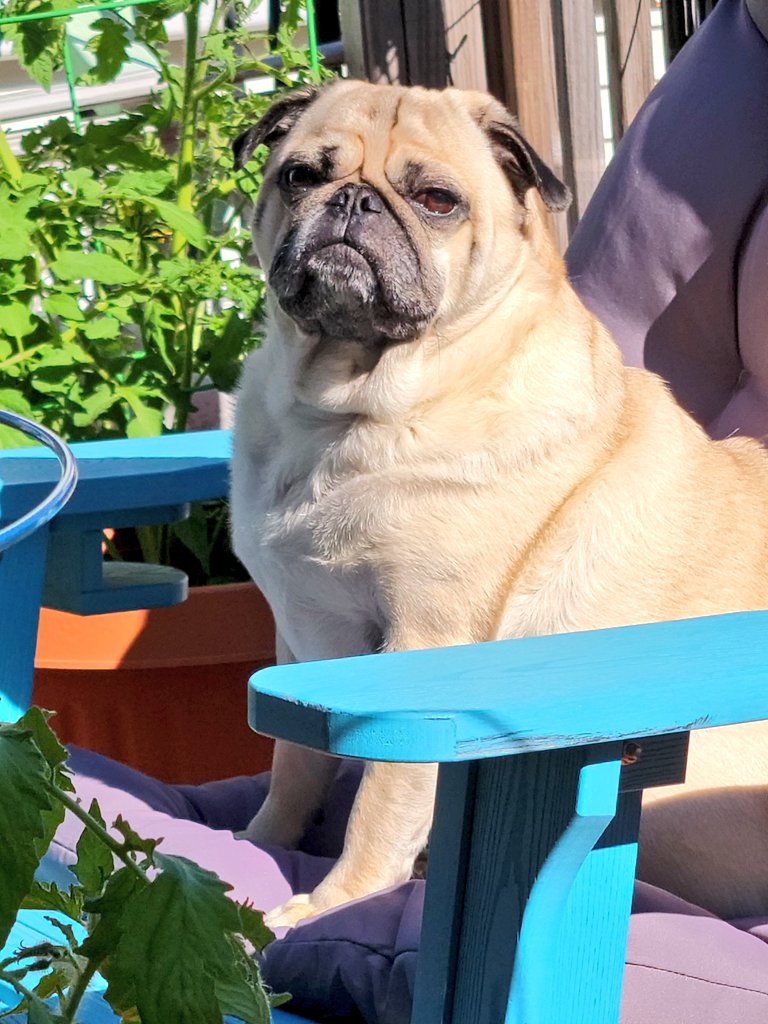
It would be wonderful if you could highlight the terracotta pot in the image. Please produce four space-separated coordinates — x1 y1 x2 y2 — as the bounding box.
32 582 276 784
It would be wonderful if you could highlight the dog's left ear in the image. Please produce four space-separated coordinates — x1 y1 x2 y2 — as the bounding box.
474 100 571 213
233 84 322 170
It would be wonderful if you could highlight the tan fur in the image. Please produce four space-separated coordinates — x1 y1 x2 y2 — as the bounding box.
231 81 768 927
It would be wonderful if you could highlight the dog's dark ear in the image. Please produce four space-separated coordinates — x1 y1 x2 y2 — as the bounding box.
233 85 321 170
475 101 571 213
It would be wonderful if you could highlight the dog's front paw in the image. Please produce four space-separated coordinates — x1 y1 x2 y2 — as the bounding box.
265 894 316 929
265 886 352 929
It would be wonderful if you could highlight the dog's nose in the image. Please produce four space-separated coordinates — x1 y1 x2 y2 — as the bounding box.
327 184 384 216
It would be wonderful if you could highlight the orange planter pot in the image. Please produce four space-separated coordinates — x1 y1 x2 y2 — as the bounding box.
32 582 276 784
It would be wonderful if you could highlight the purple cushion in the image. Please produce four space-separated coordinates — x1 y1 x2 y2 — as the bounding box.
566 0 768 436
46 748 768 1024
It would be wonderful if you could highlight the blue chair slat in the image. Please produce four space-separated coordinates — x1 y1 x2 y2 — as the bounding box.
248 610 768 761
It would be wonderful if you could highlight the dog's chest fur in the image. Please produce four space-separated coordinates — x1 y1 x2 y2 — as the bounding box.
232 379 420 661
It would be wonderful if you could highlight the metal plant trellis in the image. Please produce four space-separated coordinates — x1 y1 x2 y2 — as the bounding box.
0 0 320 133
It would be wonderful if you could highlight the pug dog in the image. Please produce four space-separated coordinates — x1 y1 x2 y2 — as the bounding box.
230 80 768 929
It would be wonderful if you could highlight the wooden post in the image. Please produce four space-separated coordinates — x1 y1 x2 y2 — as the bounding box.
338 0 446 87
552 0 606 228
602 0 655 140
443 0 489 91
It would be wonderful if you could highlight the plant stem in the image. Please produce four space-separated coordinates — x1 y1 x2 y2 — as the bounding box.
62 957 101 1022
0 125 22 183
173 0 201 255
44 781 149 885
0 969 46 1010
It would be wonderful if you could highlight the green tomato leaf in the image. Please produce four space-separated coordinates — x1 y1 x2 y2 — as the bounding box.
27 998 66 1024
0 390 36 447
72 799 115 896
22 878 84 920
72 384 119 428
0 221 33 260
118 389 164 439
50 251 139 285
142 198 210 251
108 169 173 198
83 16 131 85
214 950 270 1024
235 901 274 954
0 301 35 339
16 707 73 795
83 317 121 341
3 13 64 90
111 815 161 861
44 293 86 323
0 725 57 947
109 854 241 1024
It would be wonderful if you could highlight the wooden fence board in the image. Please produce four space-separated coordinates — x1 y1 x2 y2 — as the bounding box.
554 0 606 227
443 0 489 90
602 0 655 139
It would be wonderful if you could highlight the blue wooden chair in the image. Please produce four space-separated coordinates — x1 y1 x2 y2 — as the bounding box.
2 420 768 1023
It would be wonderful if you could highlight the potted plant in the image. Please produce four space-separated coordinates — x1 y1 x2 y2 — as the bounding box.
0 0 330 782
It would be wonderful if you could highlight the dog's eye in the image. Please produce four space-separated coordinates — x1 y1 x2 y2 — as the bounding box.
281 163 322 190
412 189 458 216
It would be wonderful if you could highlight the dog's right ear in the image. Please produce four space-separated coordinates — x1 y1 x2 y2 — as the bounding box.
233 84 321 170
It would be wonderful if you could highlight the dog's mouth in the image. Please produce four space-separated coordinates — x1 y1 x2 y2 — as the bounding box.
269 225 438 344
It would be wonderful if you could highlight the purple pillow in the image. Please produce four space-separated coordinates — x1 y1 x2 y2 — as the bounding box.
44 747 768 1024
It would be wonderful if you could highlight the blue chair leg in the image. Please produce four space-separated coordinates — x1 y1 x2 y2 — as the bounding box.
0 528 49 723
412 744 639 1024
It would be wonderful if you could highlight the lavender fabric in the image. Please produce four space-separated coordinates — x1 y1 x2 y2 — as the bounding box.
47 748 768 1024
567 0 768 439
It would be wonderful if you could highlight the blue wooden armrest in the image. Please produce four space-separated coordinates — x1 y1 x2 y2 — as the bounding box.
0 430 231 615
0 430 231 722
248 611 768 760
248 611 768 1024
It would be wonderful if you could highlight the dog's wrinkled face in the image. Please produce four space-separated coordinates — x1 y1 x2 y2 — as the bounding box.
235 82 569 350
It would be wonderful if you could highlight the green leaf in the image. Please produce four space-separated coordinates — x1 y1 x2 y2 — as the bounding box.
50 251 139 285
0 389 36 448
27 998 66 1024
119 390 164 439
84 17 130 85
14 710 71 872
72 384 119 428
142 198 210 250
0 221 33 260
83 317 121 341
80 865 146 965
108 855 241 1024
44 293 86 323
214 950 270 1024
3 11 65 90
203 311 252 392
0 725 56 947
0 301 35 338
109 169 173 198
72 799 114 896
235 901 274 954
22 879 84 920
111 816 161 861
